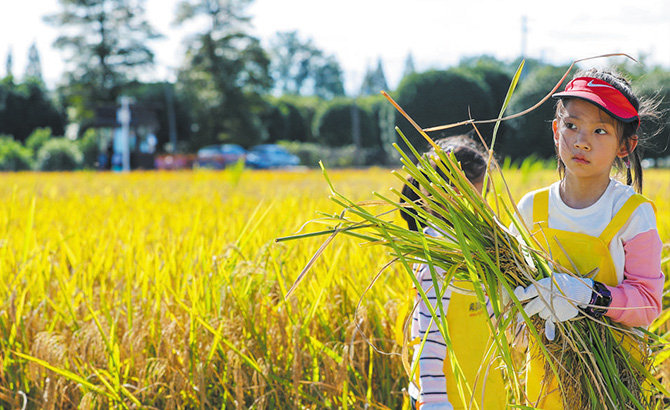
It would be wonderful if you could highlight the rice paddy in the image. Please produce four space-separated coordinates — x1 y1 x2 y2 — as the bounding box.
0 166 668 409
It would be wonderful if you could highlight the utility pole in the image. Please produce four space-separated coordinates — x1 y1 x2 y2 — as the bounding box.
165 83 178 153
117 96 133 172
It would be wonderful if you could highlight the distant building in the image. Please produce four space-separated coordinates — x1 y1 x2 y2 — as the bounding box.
92 103 159 170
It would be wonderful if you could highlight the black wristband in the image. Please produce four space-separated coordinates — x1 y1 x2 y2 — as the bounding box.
584 281 612 319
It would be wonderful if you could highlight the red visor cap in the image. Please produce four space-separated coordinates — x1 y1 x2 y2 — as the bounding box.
552 77 640 127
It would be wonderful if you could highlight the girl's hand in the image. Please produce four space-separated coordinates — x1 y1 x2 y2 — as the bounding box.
514 273 593 341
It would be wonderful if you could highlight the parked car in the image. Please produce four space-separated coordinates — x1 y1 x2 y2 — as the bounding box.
195 144 246 169
245 144 300 169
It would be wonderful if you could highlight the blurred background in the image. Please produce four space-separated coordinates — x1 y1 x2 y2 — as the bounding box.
1 3 669 408
1 0 669 171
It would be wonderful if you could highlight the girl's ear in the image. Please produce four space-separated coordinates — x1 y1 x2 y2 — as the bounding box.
552 119 560 146
617 136 638 158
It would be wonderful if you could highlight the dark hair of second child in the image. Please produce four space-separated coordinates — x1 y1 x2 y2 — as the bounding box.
399 135 488 232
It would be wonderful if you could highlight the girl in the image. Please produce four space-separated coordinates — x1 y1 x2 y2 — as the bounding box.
400 135 507 410
512 69 664 409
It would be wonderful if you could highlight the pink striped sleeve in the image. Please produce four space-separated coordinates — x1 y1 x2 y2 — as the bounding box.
604 229 664 327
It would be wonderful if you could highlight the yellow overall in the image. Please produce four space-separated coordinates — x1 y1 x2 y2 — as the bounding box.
525 187 653 409
420 280 507 410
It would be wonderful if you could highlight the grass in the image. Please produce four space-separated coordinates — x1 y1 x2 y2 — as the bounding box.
0 167 667 409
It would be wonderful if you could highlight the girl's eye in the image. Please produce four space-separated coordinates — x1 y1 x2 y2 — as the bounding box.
565 122 577 130
595 128 608 135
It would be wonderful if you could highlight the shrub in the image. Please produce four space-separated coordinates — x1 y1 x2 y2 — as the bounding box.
313 99 379 148
264 98 312 143
0 79 66 143
394 68 495 153
505 65 571 160
0 135 34 171
76 128 100 169
25 127 53 152
278 141 387 167
36 138 84 171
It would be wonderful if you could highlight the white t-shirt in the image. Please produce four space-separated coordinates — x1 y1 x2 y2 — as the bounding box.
514 179 657 284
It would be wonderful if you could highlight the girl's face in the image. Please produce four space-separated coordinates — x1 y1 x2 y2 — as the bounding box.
552 99 636 186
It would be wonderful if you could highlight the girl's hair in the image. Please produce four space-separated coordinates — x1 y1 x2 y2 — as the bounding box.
399 134 488 232
555 68 662 193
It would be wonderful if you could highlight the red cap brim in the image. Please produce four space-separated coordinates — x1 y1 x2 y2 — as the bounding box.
552 77 640 127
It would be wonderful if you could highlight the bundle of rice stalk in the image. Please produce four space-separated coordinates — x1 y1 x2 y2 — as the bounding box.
279 58 669 409
283 133 668 409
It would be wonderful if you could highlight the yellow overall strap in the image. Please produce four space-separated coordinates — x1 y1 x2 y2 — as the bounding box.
599 194 656 244
532 188 551 229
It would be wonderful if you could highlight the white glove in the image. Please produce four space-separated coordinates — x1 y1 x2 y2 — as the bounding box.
514 273 593 341
501 283 512 306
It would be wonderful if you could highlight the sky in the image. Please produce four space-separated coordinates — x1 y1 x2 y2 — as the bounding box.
2 0 670 95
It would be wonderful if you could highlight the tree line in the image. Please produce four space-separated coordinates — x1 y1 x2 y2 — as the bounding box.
1 0 669 170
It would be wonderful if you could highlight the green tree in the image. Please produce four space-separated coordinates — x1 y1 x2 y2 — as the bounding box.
359 58 389 96
402 52 416 79
0 135 33 171
356 93 393 164
311 55 345 100
505 64 569 160
635 68 670 161
175 0 271 149
25 127 54 153
5 47 12 79
0 78 66 142
458 55 515 151
268 31 345 99
394 68 495 153
76 128 101 168
263 97 311 143
269 31 316 95
24 42 44 84
44 0 162 121
313 98 378 148
124 81 191 153
36 138 84 171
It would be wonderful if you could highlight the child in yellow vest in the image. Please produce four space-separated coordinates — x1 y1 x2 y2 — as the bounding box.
400 135 507 410
512 69 664 409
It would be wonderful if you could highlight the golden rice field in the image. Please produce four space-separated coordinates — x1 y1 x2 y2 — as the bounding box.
0 166 668 409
